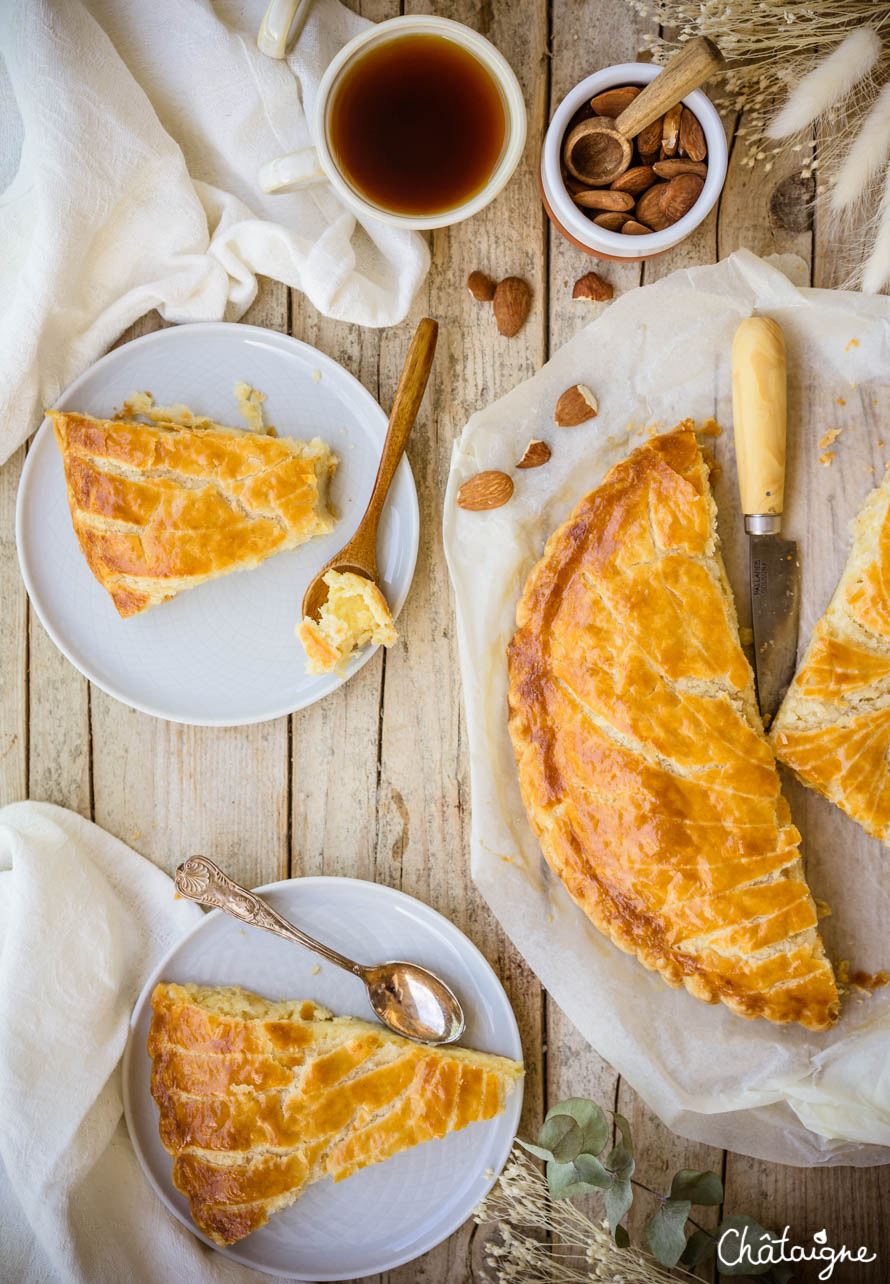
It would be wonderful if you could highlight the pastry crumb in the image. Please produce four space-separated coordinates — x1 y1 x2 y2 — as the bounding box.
845 338 859 351
739 626 754 647
814 898 831 919
312 369 322 384
234 381 273 434
819 451 835 466
836 397 846 406
310 964 321 976
818 427 841 450
699 417 722 437
297 571 396 675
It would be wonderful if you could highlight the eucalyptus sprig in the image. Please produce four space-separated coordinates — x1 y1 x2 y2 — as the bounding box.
487 1095 793 1282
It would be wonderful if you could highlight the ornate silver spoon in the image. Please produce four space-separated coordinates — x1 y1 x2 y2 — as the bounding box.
174 856 466 1045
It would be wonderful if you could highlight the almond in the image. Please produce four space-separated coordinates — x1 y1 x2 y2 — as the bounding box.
590 85 640 118
678 107 707 162
492 277 532 338
516 439 551 469
593 211 631 231
456 470 514 510
572 189 635 212
636 115 663 163
635 183 671 231
610 165 656 195
555 384 598 427
621 219 653 235
661 104 683 156
652 158 707 180
572 271 613 302
467 270 496 302
660 172 704 222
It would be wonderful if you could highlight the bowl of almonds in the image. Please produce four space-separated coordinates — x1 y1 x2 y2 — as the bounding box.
540 60 727 261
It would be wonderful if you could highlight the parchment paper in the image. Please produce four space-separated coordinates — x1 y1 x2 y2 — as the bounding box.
443 249 890 1167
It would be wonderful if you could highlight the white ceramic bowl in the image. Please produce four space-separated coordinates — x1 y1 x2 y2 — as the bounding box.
541 62 727 261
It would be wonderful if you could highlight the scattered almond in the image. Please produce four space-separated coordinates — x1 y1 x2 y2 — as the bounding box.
492 277 532 338
661 172 704 222
572 189 635 212
572 271 613 302
593 211 630 231
555 384 598 427
652 158 707 180
621 220 652 235
661 104 683 156
590 85 640 117
467 270 496 302
457 470 514 510
679 107 707 162
610 165 656 195
516 439 551 469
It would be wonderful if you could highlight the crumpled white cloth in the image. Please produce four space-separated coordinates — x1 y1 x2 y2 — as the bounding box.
0 801 269 1282
0 0 430 465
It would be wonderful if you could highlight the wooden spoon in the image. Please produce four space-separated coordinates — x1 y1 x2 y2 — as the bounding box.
301 317 438 622
564 37 724 186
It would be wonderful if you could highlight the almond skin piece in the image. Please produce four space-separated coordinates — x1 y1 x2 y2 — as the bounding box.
492 277 531 338
457 470 514 510
661 104 682 156
635 183 671 231
678 107 707 162
610 165 656 195
661 172 704 222
653 158 707 180
555 384 598 427
467 270 496 302
572 271 613 302
593 211 631 231
573 189 635 212
637 115 663 164
590 85 639 118
621 219 653 235
516 439 551 469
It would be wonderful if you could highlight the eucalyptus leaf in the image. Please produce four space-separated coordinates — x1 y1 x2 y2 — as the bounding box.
538 1114 583 1163
715 1214 779 1276
615 1225 630 1249
545 1098 609 1156
604 1174 633 1235
679 1228 715 1267
645 1198 691 1267
669 1168 724 1206
515 1137 555 1162
546 1153 613 1199
604 1111 634 1175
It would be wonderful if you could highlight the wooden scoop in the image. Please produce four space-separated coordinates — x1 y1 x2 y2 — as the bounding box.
301 317 438 623
564 37 724 186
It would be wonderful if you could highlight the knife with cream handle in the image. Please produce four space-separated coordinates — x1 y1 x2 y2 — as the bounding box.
731 316 800 726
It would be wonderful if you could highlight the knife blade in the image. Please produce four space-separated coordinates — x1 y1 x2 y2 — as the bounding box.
732 316 799 726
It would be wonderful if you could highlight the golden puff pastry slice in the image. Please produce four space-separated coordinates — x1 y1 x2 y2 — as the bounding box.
772 470 890 841
507 425 838 1032
50 411 337 618
297 570 397 674
148 982 523 1247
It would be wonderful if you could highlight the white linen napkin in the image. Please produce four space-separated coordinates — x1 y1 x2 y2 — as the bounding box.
0 0 430 465
0 801 269 1283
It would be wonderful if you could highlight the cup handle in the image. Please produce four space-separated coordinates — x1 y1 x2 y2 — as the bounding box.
258 147 328 193
257 0 313 59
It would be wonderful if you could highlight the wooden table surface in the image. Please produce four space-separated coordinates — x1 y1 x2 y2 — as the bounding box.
2 1 888 1280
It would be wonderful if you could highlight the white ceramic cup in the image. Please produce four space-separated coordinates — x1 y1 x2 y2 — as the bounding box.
256 8 527 231
541 62 727 261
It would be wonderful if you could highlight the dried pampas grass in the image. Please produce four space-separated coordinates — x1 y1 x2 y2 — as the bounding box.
832 80 890 212
767 28 880 138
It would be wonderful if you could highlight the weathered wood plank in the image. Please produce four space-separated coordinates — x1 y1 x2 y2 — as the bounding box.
0 445 27 807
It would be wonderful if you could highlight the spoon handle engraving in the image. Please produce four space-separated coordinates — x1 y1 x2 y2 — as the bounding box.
175 856 360 974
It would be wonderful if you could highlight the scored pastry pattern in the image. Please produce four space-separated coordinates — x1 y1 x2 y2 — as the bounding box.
149 982 523 1246
772 474 890 841
50 411 336 617
507 425 838 1031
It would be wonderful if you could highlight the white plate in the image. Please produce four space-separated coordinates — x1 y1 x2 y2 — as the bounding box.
123 877 523 1280
16 323 419 726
